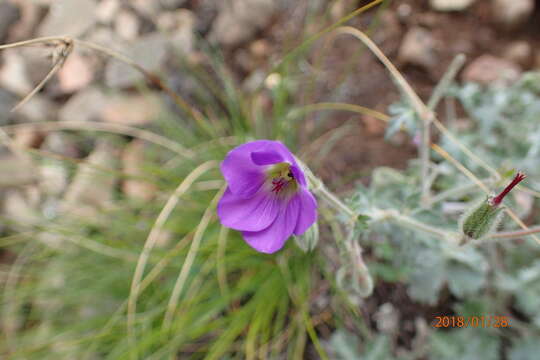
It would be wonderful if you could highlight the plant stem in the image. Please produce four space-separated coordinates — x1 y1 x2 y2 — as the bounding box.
490 226 540 239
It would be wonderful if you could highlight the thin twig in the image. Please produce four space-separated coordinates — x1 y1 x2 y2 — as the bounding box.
0 36 205 128
334 26 433 206
491 226 540 239
427 54 466 110
12 39 73 112
1 121 193 158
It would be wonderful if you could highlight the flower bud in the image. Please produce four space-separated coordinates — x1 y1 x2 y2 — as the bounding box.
461 172 526 240
294 222 319 252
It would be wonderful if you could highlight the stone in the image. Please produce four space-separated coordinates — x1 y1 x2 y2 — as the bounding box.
0 51 34 95
429 0 475 11
42 133 80 158
0 88 18 123
122 139 157 201
462 55 521 86
132 0 161 17
159 0 188 10
493 0 534 29
503 41 532 67
2 189 40 228
0 154 36 188
38 0 97 37
101 94 161 125
61 140 119 216
210 0 277 47
8 0 41 40
59 87 106 123
115 10 140 40
250 39 271 58
0 1 20 43
156 9 196 55
398 26 437 69
40 162 68 196
105 33 168 88
96 0 121 24
57 53 94 93
16 95 57 123
13 127 45 149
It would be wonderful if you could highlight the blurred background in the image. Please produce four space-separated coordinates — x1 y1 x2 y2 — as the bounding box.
1 0 540 359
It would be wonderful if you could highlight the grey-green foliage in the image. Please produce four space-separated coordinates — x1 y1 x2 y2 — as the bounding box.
508 337 540 360
349 166 489 304
448 72 540 183
385 101 419 139
343 72 540 358
497 259 540 327
430 328 500 360
326 330 395 360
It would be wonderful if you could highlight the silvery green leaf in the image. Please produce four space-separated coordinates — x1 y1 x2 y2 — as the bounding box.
508 337 540 360
446 264 486 298
430 328 500 360
407 249 446 305
326 329 361 360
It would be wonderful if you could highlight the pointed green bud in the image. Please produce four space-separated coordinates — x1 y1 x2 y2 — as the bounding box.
294 223 319 252
461 199 504 239
460 172 526 240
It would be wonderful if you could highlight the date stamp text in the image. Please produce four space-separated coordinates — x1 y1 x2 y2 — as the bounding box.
433 316 510 328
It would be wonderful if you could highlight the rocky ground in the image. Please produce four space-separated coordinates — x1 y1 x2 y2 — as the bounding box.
0 0 539 243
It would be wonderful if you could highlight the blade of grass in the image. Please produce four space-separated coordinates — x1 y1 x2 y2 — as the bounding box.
127 160 219 360
162 186 225 332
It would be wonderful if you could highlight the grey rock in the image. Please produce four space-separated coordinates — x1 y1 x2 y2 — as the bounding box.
16 94 57 123
0 1 20 42
462 55 521 86
493 0 534 29
59 87 106 123
132 0 161 17
0 49 33 95
0 155 36 188
430 0 475 11
61 140 119 217
105 33 168 88
398 27 437 69
210 0 277 46
0 88 17 124
38 0 97 36
96 0 121 24
159 0 188 10
503 41 532 67
115 10 140 40
157 9 195 55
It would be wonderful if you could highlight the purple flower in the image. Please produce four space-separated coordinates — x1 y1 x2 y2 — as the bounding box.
217 140 318 253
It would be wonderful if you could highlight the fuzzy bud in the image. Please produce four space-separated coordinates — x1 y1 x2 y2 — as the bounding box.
294 223 319 252
461 172 526 240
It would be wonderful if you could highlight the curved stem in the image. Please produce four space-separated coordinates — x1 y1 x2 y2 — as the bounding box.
490 226 540 239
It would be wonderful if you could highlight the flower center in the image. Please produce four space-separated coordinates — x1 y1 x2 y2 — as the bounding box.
266 163 297 196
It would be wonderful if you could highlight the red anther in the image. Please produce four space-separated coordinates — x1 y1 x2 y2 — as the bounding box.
271 178 287 193
491 172 526 206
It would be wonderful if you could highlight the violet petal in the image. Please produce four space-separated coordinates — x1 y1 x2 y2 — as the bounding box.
293 188 317 235
241 196 300 254
251 150 284 165
217 187 280 232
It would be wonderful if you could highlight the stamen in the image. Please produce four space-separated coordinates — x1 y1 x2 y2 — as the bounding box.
271 178 288 193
